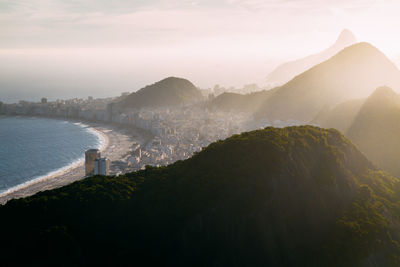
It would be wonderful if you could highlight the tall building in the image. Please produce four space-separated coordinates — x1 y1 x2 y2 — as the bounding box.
94 158 110 176
85 149 101 176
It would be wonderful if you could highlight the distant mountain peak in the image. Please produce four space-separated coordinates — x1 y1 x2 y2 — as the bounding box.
265 29 358 86
362 86 399 108
333 42 398 65
334 29 357 47
258 41 400 122
370 86 397 98
342 41 377 52
329 42 378 60
118 76 203 108
157 76 189 84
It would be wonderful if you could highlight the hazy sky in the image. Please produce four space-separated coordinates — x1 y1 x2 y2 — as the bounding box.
1 0 400 103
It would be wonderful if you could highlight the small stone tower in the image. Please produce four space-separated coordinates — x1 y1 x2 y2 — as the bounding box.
85 149 101 176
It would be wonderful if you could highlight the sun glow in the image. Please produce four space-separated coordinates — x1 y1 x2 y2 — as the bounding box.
1 0 400 102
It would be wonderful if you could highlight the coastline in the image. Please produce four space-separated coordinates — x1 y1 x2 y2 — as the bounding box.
0 118 144 205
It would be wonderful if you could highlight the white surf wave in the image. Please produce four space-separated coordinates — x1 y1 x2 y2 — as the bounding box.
0 121 110 198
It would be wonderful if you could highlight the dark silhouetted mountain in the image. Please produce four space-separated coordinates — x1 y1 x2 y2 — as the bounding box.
347 86 400 177
266 29 357 86
209 89 276 113
311 98 365 133
118 77 203 109
256 42 400 122
1 126 400 266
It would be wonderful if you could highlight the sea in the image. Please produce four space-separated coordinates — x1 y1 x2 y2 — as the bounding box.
0 116 104 195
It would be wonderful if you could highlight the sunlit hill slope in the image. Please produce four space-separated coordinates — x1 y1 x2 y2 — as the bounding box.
266 29 357 86
347 87 400 178
256 42 400 122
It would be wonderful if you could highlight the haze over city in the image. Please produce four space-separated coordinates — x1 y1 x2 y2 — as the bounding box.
1 0 400 102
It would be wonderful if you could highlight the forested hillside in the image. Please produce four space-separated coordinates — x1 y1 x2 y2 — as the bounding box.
1 126 400 266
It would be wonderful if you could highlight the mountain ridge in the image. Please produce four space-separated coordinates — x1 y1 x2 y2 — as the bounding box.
1 126 400 266
256 42 400 122
209 89 277 112
266 29 357 86
311 98 366 133
347 86 400 177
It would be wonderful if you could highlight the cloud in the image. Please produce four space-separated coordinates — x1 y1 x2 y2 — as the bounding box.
1 0 400 102
225 0 389 12
1 0 399 52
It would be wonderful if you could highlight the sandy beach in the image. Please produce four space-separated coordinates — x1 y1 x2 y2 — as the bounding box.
0 121 148 205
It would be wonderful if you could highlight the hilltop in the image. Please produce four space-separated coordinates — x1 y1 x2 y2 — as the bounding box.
256 42 400 122
118 77 203 109
209 89 276 113
347 86 400 177
1 126 400 266
266 29 357 86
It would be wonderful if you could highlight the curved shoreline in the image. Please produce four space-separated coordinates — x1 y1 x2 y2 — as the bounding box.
0 122 109 200
0 119 139 205
77 121 110 154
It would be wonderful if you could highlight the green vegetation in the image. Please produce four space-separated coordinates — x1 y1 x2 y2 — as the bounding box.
1 126 400 266
118 77 203 109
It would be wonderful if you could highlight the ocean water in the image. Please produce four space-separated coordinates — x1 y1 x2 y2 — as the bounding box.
0 116 103 194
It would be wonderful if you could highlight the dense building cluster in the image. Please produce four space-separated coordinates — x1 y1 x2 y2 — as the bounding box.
119 107 268 171
0 97 290 174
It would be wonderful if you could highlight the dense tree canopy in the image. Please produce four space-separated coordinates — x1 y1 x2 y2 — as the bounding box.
1 126 400 266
